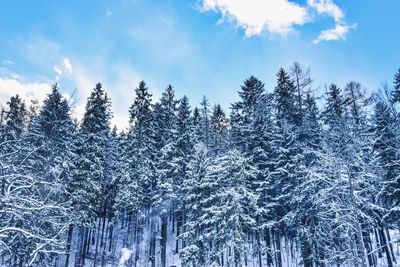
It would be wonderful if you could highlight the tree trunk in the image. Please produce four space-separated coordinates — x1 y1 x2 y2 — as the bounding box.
256 232 262 267
275 232 282 267
100 207 107 267
301 238 313 267
362 227 376 267
93 217 102 266
82 228 89 266
160 214 167 267
65 224 74 267
150 215 156 267
385 227 396 263
378 226 393 267
175 210 181 254
265 228 273 267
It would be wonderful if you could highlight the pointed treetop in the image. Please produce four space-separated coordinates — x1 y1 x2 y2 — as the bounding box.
81 82 112 135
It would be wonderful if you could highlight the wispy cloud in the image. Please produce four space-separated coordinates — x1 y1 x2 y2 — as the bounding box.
307 0 344 22
307 0 354 44
313 23 356 44
53 57 73 77
2 59 14 66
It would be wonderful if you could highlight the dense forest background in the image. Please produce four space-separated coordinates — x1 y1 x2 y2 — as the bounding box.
0 62 399 266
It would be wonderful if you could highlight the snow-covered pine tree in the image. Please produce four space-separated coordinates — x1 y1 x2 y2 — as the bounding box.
230 76 265 151
126 80 156 209
372 91 400 266
391 68 400 103
123 80 159 266
208 150 257 267
0 88 74 266
210 104 229 155
1 95 27 142
173 95 194 254
286 92 321 267
152 85 180 267
274 67 299 126
230 76 279 266
270 68 303 265
180 144 213 267
198 96 211 148
158 85 179 145
25 84 76 266
72 82 112 266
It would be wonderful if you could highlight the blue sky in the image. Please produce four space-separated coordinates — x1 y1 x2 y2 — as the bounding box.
0 0 399 129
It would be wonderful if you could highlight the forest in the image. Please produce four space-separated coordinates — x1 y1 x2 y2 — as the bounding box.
0 62 399 267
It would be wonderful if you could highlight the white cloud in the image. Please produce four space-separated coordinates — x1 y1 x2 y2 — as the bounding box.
200 0 354 42
201 0 309 36
0 77 52 107
313 23 355 44
307 0 344 22
53 57 73 76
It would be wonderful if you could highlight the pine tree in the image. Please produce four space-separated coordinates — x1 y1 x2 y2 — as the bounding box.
374 99 400 226
26 84 76 265
391 69 400 103
72 83 113 266
125 80 156 208
180 144 212 267
323 84 346 126
198 96 211 147
174 95 194 252
0 87 76 266
2 95 27 141
231 76 265 151
208 150 257 266
274 68 299 125
210 104 229 154
344 81 366 126
158 85 179 145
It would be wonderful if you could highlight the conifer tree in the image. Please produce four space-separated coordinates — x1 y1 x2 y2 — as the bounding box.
198 96 211 147
208 150 257 266
180 144 212 267
210 104 229 154
126 80 156 208
391 69 400 103
25 84 76 266
274 68 298 125
72 83 112 266
2 95 27 141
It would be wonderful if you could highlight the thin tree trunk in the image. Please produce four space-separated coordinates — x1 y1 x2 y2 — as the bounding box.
93 217 102 266
160 214 167 267
65 224 74 267
362 227 375 267
378 226 393 267
82 228 89 266
275 232 282 267
175 210 181 254
108 224 113 252
265 228 273 267
385 227 396 263
100 206 107 267
374 229 382 258
150 215 156 267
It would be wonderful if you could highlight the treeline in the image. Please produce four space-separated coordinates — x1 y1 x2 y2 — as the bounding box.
0 62 399 266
